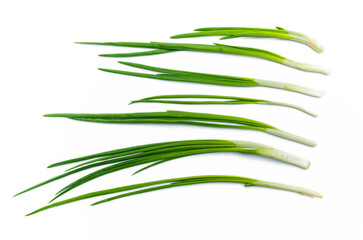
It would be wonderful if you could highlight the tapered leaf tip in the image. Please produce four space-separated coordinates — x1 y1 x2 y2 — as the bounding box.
117 61 130 65
43 114 59 117
47 164 57 168
13 187 29 197
194 28 206 31
48 193 64 203
13 188 34 197
91 199 110 206
219 36 230 40
117 61 138 67
25 211 37 216
74 42 94 45
25 207 46 216
74 42 101 45
98 53 116 57
13 192 21 197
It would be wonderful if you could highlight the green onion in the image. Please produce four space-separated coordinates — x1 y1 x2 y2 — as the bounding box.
43 110 316 146
14 139 311 203
171 26 324 53
25 174 322 216
76 41 330 74
98 61 324 97
130 94 317 117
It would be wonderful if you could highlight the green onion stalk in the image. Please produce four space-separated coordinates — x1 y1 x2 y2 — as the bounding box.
171 26 324 53
43 110 317 146
99 61 325 97
14 139 312 204
76 41 330 75
130 94 317 117
25 175 322 216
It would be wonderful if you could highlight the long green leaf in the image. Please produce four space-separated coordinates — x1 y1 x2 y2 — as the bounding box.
130 94 317 117
76 41 329 74
14 139 311 199
98 61 325 97
26 175 322 216
171 26 323 53
44 110 316 146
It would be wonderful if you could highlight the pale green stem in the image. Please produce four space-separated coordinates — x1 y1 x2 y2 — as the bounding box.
265 128 317 147
230 140 270 149
282 59 330 75
287 30 324 53
306 38 324 53
251 180 322 198
256 148 310 169
254 79 325 97
263 101 317 117
230 140 310 169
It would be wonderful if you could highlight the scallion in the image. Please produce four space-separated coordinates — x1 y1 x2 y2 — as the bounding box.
14 139 311 203
76 41 330 74
43 110 316 146
130 94 317 117
98 61 324 97
25 174 322 216
171 26 324 53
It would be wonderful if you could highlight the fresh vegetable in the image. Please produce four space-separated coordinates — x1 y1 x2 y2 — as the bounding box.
99 61 324 97
76 41 330 74
14 139 311 204
26 175 322 216
130 94 317 117
43 110 316 146
171 26 324 53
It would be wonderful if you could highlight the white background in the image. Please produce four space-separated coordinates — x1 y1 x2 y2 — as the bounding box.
1 0 362 239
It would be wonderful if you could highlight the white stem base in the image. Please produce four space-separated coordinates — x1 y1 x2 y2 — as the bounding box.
265 128 317 147
229 140 310 169
257 148 310 169
308 38 324 53
254 79 325 97
267 101 317 117
287 31 324 53
230 140 269 149
284 83 325 98
283 59 331 75
252 180 322 198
